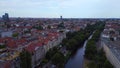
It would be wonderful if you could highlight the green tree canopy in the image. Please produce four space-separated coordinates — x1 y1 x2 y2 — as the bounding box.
20 50 32 68
51 52 65 67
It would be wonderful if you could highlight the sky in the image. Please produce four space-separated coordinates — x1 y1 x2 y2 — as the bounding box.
0 0 120 18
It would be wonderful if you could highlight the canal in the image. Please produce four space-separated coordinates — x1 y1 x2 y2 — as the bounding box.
65 33 94 68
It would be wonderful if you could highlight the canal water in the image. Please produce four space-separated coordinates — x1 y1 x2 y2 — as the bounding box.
65 34 93 68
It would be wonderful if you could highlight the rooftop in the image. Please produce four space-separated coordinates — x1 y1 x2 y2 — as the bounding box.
0 51 20 61
102 38 120 62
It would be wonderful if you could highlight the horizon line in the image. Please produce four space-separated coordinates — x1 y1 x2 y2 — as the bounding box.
1 17 120 19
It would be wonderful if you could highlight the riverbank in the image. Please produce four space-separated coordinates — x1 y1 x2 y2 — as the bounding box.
65 23 105 68
65 32 94 68
84 23 113 68
84 38 101 68
83 58 90 68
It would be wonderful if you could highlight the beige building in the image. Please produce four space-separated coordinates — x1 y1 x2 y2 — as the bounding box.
102 39 120 68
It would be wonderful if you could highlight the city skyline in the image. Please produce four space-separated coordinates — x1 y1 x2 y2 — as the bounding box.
0 0 120 18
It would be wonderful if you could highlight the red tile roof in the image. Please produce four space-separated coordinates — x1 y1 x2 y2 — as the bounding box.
16 38 27 45
0 37 12 43
25 43 36 53
7 40 17 48
25 41 43 53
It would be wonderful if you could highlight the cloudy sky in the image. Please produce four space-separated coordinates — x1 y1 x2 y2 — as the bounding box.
0 0 120 18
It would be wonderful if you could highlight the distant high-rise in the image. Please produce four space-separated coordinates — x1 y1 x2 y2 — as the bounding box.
2 13 10 22
60 16 63 23
60 16 62 20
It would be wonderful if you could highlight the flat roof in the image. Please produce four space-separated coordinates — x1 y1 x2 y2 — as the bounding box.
102 38 120 62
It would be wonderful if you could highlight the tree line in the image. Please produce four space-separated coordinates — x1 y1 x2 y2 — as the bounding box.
62 22 103 52
85 22 113 68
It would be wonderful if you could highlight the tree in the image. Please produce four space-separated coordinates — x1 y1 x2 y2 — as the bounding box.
110 37 114 41
58 22 65 29
40 59 48 66
0 44 6 49
87 62 97 68
66 32 74 39
66 39 78 50
33 25 43 30
45 47 58 60
12 33 19 37
85 40 97 60
61 38 68 46
20 50 32 68
47 25 51 29
51 52 65 67
104 60 113 68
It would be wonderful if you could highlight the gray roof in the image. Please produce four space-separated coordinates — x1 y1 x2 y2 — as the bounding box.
102 38 120 62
